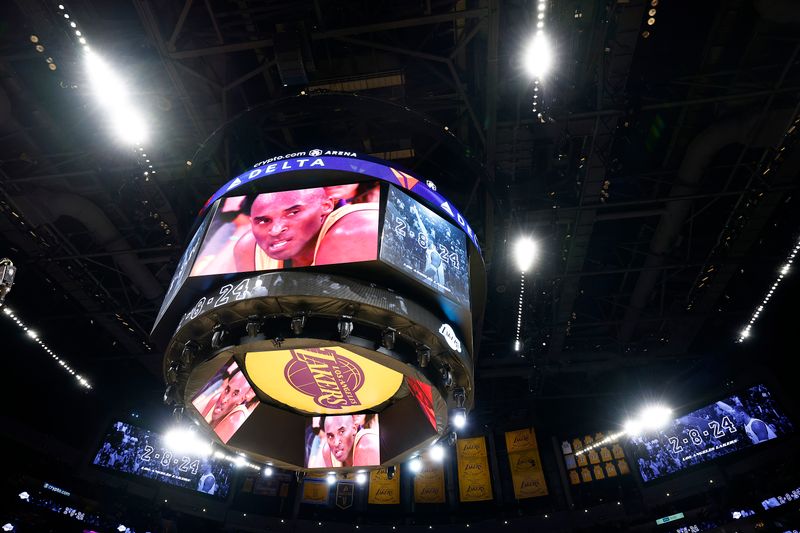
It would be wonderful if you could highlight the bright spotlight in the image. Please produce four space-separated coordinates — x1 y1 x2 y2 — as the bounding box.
514 339 521 352
523 33 553 79
409 457 423 473
326 472 337 485
2 524 13 532
639 405 673 431
740 328 751 339
25 329 38 339
623 419 643 436
452 408 467 429
233 455 247 468
263 466 273 477
117 525 127 532
17 491 29 501
430 444 445 462
84 50 148 145
513 237 538 272
355 471 368 485
163 427 212 456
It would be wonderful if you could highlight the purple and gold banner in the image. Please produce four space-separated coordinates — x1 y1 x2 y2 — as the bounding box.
301 477 329 505
456 436 493 502
414 458 446 503
368 468 400 504
505 428 548 499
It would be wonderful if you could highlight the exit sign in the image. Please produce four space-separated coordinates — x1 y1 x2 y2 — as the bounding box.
656 512 685 525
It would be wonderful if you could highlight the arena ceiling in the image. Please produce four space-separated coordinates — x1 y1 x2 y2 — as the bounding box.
1 0 800 441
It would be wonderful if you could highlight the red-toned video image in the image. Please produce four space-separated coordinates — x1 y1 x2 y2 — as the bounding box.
407 377 436 430
190 182 380 276
304 414 380 468
191 359 258 443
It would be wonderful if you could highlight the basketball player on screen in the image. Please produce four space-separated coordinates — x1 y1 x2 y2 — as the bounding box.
318 414 379 467
716 400 777 444
410 204 445 285
233 187 378 271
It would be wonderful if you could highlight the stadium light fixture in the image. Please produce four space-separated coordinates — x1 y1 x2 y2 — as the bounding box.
326 472 337 485
430 443 445 462
84 50 148 145
17 492 29 501
409 456 423 473
263 466 273 477
452 408 467 429
623 419 643 436
117 526 127 532
2 524 13 532
163 426 212 456
513 237 538 273
639 405 673 431
523 32 553 79
355 471 367 485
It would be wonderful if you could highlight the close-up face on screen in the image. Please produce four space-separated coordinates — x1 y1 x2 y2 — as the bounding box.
304 414 380 468
191 358 258 444
190 182 381 276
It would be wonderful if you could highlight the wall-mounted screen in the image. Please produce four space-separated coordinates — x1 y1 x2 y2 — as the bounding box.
629 384 793 482
92 421 233 498
304 414 380 468
189 182 380 276
380 186 469 307
191 358 258 444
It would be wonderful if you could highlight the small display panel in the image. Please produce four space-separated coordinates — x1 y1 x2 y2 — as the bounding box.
304 414 381 468
190 183 380 276
191 358 258 444
380 186 469 307
629 384 793 482
92 421 233 497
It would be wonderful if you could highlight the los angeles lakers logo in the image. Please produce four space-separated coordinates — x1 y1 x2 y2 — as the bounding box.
284 347 365 410
246 346 404 414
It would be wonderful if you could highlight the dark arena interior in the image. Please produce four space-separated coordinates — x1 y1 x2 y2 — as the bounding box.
2 1 800 531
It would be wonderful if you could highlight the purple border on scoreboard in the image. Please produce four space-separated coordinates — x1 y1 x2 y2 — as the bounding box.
199 155 481 252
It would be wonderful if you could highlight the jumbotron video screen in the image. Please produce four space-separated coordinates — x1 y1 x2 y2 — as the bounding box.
190 182 380 276
380 186 470 307
629 384 793 482
92 421 234 497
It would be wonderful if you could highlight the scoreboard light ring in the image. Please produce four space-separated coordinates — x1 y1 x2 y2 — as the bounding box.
164 271 474 410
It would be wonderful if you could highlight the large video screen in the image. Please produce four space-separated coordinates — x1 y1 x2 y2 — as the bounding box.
380 186 469 307
629 384 793 482
189 182 380 276
92 421 233 497
191 358 258 444
304 414 380 468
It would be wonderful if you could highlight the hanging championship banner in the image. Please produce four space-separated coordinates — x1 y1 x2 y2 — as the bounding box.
335 481 355 510
505 428 548 499
456 436 493 502
414 459 446 503
301 478 329 504
368 468 400 504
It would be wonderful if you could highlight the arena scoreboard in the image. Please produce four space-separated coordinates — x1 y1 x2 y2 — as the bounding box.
153 150 486 472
